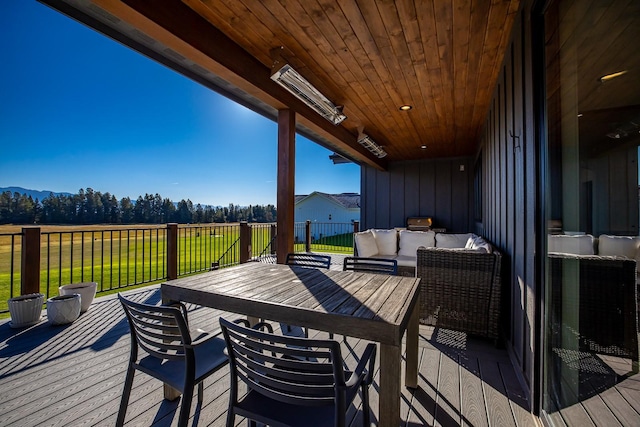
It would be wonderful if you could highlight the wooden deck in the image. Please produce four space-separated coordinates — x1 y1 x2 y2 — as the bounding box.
0 283 541 427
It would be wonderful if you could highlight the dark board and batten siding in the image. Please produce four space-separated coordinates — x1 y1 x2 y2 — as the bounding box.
361 4 537 408
361 157 474 232
479 8 537 404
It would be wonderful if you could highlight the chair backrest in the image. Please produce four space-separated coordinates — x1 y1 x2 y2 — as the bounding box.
285 253 331 269
343 256 398 275
118 294 192 362
219 317 346 407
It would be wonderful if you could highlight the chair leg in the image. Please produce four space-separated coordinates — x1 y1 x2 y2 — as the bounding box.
361 385 370 427
177 385 195 427
225 410 235 427
116 365 135 427
198 381 204 404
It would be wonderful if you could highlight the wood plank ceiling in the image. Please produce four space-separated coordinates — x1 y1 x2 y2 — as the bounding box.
46 0 521 169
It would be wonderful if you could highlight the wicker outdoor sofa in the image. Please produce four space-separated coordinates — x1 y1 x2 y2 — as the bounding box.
548 253 639 371
416 246 503 342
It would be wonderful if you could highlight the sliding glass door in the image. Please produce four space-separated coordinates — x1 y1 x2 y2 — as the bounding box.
542 0 640 422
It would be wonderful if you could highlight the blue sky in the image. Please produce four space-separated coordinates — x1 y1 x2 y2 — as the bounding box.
0 1 360 206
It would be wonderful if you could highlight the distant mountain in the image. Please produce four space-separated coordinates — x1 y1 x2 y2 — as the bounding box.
0 186 74 200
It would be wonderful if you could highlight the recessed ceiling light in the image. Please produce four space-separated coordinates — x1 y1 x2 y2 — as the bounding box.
599 70 628 83
399 105 412 111
420 145 427 149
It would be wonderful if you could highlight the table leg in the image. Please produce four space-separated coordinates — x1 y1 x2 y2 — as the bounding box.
380 343 401 426
405 302 419 388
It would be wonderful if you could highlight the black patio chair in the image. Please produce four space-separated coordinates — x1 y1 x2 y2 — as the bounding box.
343 256 398 275
285 252 332 269
333 256 398 340
284 252 331 337
219 317 377 427
116 294 229 427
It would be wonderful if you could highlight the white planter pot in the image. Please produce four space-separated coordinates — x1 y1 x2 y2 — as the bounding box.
47 294 81 325
8 293 45 328
59 282 97 313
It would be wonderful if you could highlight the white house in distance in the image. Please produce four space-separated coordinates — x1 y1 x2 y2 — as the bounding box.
294 192 360 240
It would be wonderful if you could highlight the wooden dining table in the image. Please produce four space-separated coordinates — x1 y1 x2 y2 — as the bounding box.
161 261 421 426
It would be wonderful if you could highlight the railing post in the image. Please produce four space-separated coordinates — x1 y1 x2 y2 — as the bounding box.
167 223 178 280
240 221 251 263
270 224 277 255
305 220 311 252
352 221 359 255
21 227 41 295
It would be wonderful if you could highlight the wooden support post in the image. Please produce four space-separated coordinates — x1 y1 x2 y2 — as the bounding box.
21 227 41 295
276 109 295 264
167 223 178 280
270 224 277 255
305 220 311 252
239 221 251 263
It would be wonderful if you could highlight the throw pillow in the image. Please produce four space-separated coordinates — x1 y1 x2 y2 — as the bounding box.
465 235 492 253
354 230 379 258
598 235 640 260
398 230 436 257
372 229 398 256
436 233 474 249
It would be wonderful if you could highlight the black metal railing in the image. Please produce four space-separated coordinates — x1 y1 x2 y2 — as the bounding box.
0 221 355 314
294 221 355 253
0 232 21 306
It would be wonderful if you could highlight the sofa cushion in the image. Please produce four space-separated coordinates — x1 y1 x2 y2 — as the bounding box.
436 233 474 249
394 255 417 267
548 234 595 255
354 230 379 258
372 229 398 256
398 230 435 257
598 235 640 261
465 235 493 253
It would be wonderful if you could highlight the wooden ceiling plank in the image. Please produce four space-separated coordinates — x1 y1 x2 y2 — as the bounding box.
461 0 492 153
469 1 514 144
335 1 408 134
316 0 399 133
433 0 456 146
377 0 432 155
378 2 426 155
192 0 274 67
251 1 384 132
396 0 443 146
204 0 383 148
299 0 400 144
452 0 472 153
352 0 424 147
337 0 420 153
415 0 448 147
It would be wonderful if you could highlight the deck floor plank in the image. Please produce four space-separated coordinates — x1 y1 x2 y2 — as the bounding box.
1 286 543 427
479 359 517 427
